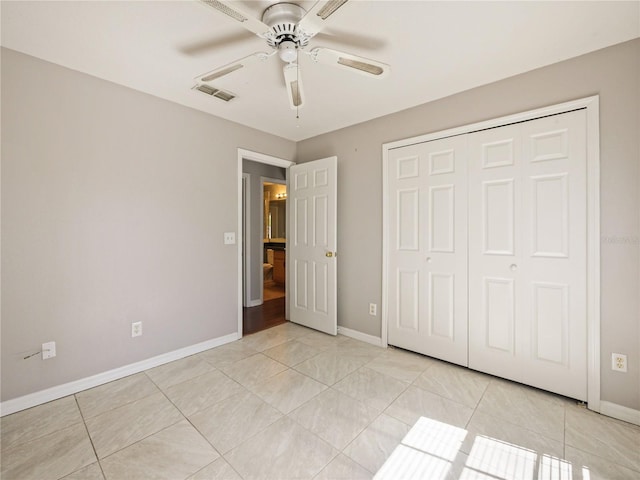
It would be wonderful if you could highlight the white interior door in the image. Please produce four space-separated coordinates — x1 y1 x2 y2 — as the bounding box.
387 136 468 366
289 156 337 335
468 110 587 400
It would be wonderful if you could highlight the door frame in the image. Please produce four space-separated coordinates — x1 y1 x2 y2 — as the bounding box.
237 149 295 338
242 173 251 307
381 95 601 411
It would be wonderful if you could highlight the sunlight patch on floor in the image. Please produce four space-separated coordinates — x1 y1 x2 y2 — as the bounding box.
375 416 589 480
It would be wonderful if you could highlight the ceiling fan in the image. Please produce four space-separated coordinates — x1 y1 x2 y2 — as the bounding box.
194 0 390 110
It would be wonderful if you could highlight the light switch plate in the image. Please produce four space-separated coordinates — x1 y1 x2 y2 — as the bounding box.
224 232 236 245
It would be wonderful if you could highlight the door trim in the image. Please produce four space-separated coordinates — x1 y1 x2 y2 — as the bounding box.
381 95 600 411
242 173 251 307
237 149 295 338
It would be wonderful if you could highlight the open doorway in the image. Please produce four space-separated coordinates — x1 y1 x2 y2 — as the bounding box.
238 150 294 337
262 180 286 303
243 178 287 335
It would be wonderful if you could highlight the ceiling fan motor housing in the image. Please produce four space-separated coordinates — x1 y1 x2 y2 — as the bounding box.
262 2 310 49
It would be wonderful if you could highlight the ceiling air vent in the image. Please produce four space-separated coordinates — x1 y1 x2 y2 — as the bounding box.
194 84 236 102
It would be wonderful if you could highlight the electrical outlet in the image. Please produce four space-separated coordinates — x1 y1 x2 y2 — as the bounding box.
612 353 627 372
369 303 377 316
42 341 56 360
131 321 142 338
224 232 236 245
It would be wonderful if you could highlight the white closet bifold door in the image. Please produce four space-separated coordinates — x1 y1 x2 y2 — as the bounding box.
387 135 469 367
467 110 588 401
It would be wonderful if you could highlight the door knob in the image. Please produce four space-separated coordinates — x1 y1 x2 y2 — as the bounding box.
510 264 518 271
426 257 432 263
326 251 334 258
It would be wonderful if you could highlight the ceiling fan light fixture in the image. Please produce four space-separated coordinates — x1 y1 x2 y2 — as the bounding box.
278 40 298 63
337 57 384 75
317 0 349 20
202 0 247 22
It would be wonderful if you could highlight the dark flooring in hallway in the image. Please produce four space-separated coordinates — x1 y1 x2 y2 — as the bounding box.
243 296 286 335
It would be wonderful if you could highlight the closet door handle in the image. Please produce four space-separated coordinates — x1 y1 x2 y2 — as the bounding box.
426 257 432 263
510 264 518 271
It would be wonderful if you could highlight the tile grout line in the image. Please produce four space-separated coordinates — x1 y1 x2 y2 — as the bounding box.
566 443 640 475
141 347 259 479
563 405 640 474
465 373 491 429
183 348 297 476
563 401 567 460
147 369 225 462
82 371 201 468
335 413 380 476
145 354 220 391
334 359 421 476
72 395 107 480
465 377 568 446
95 376 205 479
0 397 89 455
237 331 387 477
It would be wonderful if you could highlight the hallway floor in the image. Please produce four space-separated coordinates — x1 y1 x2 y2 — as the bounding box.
242 297 286 335
2 322 639 479
263 283 285 301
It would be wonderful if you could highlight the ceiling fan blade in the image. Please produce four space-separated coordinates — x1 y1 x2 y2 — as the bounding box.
283 63 304 110
297 0 350 39
196 52 271 83
309 47 389 78
315 28 387 52
179 31 255 56
199 0 272 38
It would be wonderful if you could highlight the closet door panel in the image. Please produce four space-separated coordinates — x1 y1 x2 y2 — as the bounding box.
388 146 423 342
519 110 587 400
468 124 523 379
387 136 468 366
469 111 587 401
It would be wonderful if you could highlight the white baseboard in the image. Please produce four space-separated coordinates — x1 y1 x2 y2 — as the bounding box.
337 326 384 347
0 332 239 417
600 400 640 426
248 299 262 307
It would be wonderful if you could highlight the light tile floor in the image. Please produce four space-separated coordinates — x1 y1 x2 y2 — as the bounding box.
2 322 639 480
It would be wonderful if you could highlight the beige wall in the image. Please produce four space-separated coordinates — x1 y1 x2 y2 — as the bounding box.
1 48 295 401
297 39 640 410
2 39 639 412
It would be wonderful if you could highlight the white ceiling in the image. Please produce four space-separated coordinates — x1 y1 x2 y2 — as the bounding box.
2 1 639 141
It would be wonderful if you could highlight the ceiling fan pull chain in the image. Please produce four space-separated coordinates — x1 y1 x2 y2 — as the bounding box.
296 47 300 121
